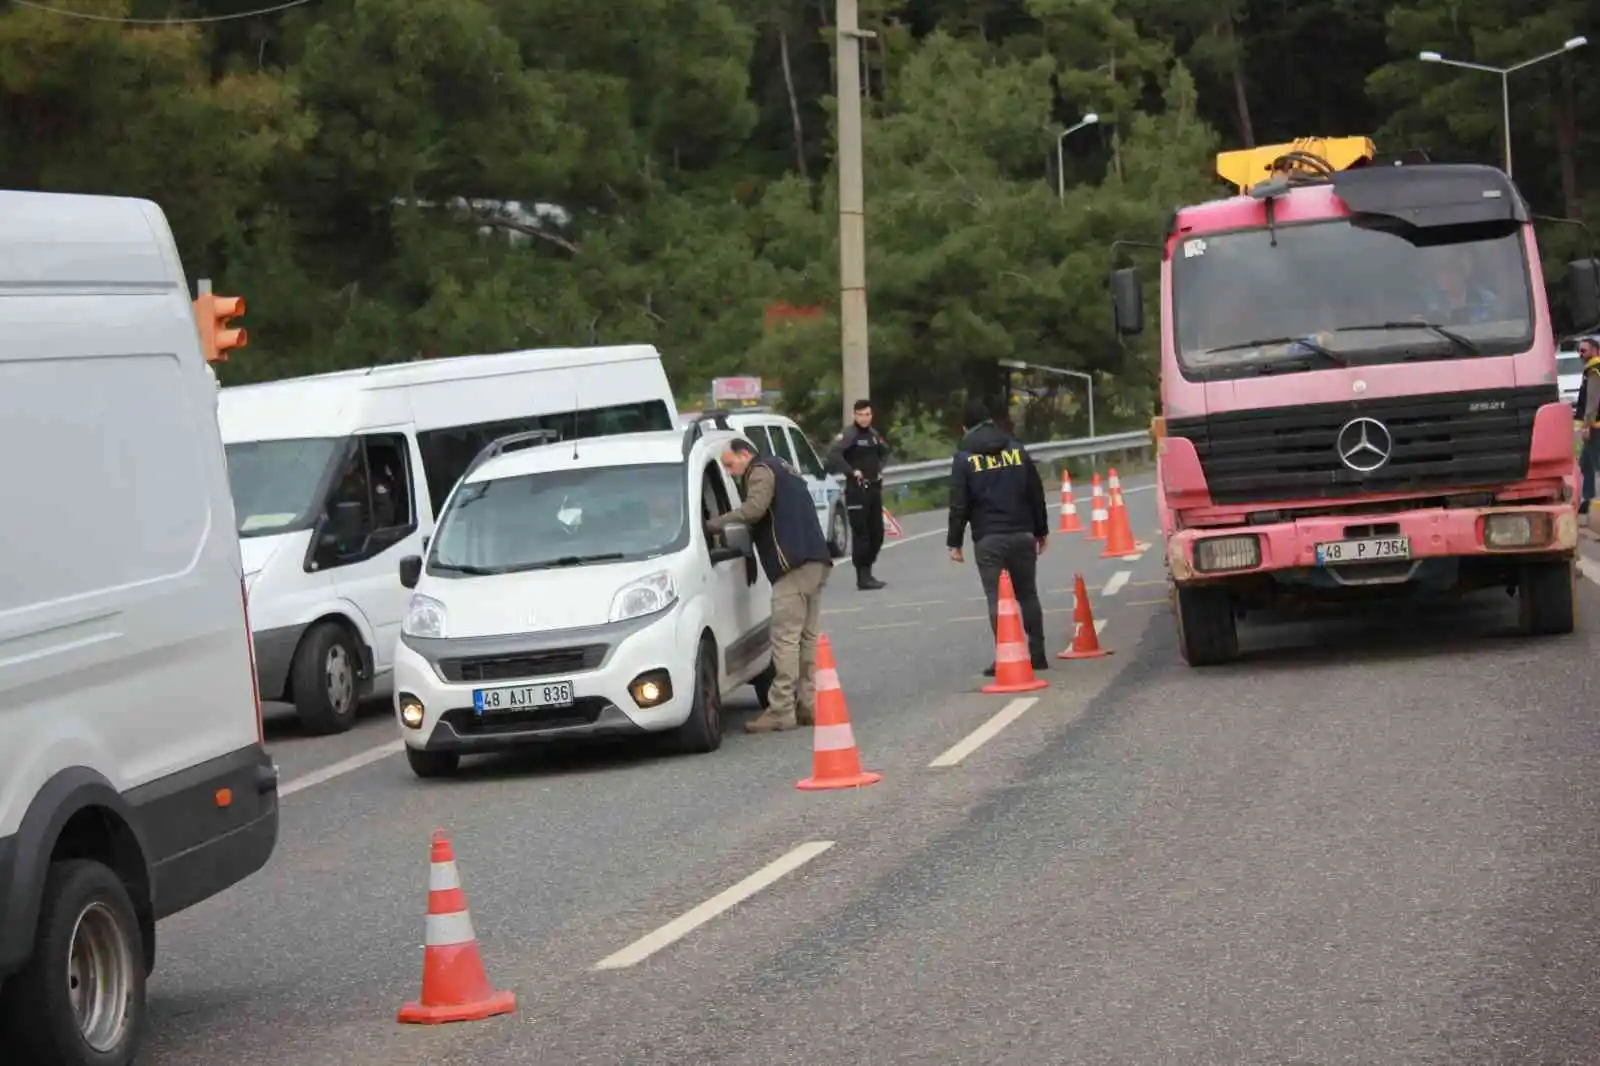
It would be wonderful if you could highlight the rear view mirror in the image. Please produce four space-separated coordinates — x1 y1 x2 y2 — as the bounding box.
723 524 753 557
1566 258 1600 332
1110 266 1144 336
399 555 422 590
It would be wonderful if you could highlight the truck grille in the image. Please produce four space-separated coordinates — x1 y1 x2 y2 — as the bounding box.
1164 385 1554 506
439 644 608 683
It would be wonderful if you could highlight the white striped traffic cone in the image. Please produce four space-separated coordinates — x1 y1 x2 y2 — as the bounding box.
397 830 515 1025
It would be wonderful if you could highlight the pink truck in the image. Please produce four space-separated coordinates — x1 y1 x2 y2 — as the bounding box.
1109 137 1600 665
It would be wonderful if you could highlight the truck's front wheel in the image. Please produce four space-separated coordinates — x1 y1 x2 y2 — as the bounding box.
1174 582 1239 666
1519 559 1576 636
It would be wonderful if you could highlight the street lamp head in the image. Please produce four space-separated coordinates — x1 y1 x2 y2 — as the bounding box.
1082 113 1100 125
1418 51 1443 62
1564 36 1587 51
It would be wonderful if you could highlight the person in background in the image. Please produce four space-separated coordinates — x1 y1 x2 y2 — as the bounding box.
946 400 1050 676
827 398 892 591
1575 336 1600 514
706 440 833 733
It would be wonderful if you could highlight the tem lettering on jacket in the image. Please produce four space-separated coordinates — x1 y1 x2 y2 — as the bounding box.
967 448 1026 472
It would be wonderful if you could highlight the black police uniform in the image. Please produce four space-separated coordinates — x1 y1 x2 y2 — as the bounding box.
946 419 1049 668
827 423 893 589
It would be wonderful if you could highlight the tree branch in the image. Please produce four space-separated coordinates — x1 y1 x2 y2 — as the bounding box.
469 212 581 254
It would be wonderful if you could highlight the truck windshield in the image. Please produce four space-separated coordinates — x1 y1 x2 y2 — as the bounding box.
224 437 343 538
429 462 687 575
1172 219 1534 378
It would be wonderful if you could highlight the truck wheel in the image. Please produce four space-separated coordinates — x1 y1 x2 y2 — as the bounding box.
1519 560 1576 636
670 637 723 754
291 622 362 735
1174 582 1239 666
5 860 146 1066
405 746 460 779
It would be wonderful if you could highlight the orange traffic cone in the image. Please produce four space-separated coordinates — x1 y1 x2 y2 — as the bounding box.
1057 573 1111 659
1057 470 1082 533
1087 473 1108 541
983 571 1048 694
797 634 882 791
1101 471 1138 559
398 830 516 1025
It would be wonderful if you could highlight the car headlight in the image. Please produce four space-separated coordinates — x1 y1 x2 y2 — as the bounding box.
609 571 678 622
403 594 448 638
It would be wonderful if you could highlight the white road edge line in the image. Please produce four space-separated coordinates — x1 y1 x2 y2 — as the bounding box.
278 740 404 798
1102 570 1131 597
928 697 1039 768
593 840 836 971
883 482 1153 551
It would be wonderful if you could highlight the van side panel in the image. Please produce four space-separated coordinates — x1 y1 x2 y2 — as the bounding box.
0 287 276 976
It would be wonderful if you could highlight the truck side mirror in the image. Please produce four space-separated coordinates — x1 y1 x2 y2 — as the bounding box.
399 555 422 590
1110 266 1145 336
1566 259 1600 332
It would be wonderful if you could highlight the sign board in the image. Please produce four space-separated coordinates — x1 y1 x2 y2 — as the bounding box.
712 376 763 404
883 508 903 538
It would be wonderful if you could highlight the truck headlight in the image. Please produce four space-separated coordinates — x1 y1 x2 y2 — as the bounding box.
403 594 448 638
1194 535 1261 573
610 571 678 622
1483 512 1551 549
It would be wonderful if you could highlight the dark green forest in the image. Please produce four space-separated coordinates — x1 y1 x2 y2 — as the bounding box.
1 0 1594 448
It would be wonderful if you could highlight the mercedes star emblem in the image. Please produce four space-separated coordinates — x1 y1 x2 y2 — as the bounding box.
1335 417 1393 473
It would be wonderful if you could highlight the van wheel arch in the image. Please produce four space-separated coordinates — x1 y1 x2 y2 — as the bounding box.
0 770 155 978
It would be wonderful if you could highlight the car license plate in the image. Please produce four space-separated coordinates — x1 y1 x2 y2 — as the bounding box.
473 681 574 713
1314 537 1411 565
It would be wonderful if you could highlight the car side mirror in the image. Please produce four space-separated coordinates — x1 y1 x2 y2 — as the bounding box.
722 524 753 557
399 555 422 590
1110 266 1144 336
1566 258 1600 332
326 500 364 541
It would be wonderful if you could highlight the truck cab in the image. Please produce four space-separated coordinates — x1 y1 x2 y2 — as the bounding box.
1112 138 1600 665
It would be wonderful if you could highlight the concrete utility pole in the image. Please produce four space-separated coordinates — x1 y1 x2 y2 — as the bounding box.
836 0 875 426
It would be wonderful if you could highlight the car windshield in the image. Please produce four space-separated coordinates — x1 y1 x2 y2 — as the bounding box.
224 437 343 537
429 462 687 574
1172 219 1534 379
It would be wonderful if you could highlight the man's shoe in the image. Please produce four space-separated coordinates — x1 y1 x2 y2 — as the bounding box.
1030 651 1051 671
744 711 797 734
982 663 996 677
856 567 886 591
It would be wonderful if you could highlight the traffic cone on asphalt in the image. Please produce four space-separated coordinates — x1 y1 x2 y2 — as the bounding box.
982 571 1049 694
1058 470 1083 533
398 830 516 1025
797 634 882 791
1087 474 1108 541
1058 573 1111 659
1101 473 1139 559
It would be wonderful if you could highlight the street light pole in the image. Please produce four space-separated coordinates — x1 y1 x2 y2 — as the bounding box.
836 0 877 427
1418 36 1587 179
1055 113 1100 202
999 359 1095 439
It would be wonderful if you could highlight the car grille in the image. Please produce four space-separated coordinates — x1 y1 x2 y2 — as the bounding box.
1164 385 1554 506
438 644 608 683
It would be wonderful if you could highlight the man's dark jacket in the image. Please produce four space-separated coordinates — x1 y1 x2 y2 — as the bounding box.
945 422 1048 549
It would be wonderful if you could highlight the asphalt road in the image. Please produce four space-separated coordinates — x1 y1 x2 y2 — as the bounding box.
143 478 1600 1065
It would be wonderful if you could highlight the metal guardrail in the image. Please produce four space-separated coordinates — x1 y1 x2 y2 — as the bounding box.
880 430 1152 487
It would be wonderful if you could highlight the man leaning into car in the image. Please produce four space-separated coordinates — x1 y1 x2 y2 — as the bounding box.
705 439 834 733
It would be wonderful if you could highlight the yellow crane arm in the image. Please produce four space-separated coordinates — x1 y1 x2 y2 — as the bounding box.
1215 137 1377 195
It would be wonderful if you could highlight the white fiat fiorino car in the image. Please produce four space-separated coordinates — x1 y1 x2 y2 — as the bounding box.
391 417 775 777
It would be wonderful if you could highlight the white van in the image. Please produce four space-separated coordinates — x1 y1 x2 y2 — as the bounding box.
0 191 276 1066
218 347 680 734
392 419 774 775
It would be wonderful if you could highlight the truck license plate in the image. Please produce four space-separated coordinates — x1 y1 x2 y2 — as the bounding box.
1314 537 1411 565
473 681 575 713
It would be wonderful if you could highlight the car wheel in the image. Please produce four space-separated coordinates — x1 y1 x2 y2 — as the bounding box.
828 504 851 559
3 859 146 1066
669 636 723 754
405 746 461 779
291 622 363 735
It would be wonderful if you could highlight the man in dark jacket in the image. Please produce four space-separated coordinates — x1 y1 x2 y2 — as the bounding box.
827 398 892 591
706 440 834 733
946 400 1050 674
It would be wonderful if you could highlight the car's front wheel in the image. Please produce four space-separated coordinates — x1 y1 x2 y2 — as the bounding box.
669 636 723 754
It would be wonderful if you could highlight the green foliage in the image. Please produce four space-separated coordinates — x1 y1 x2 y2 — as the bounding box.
3 0 1594 445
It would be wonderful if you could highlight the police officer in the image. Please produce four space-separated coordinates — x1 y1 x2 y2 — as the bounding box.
705 440 834 732
827 398 892 590
1576 336 1600 514
946 400 1050 675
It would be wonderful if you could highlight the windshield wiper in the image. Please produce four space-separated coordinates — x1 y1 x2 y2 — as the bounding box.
431 562 500 575
1202 335 1348 365
510 553 628 572
1332 321 1480 356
